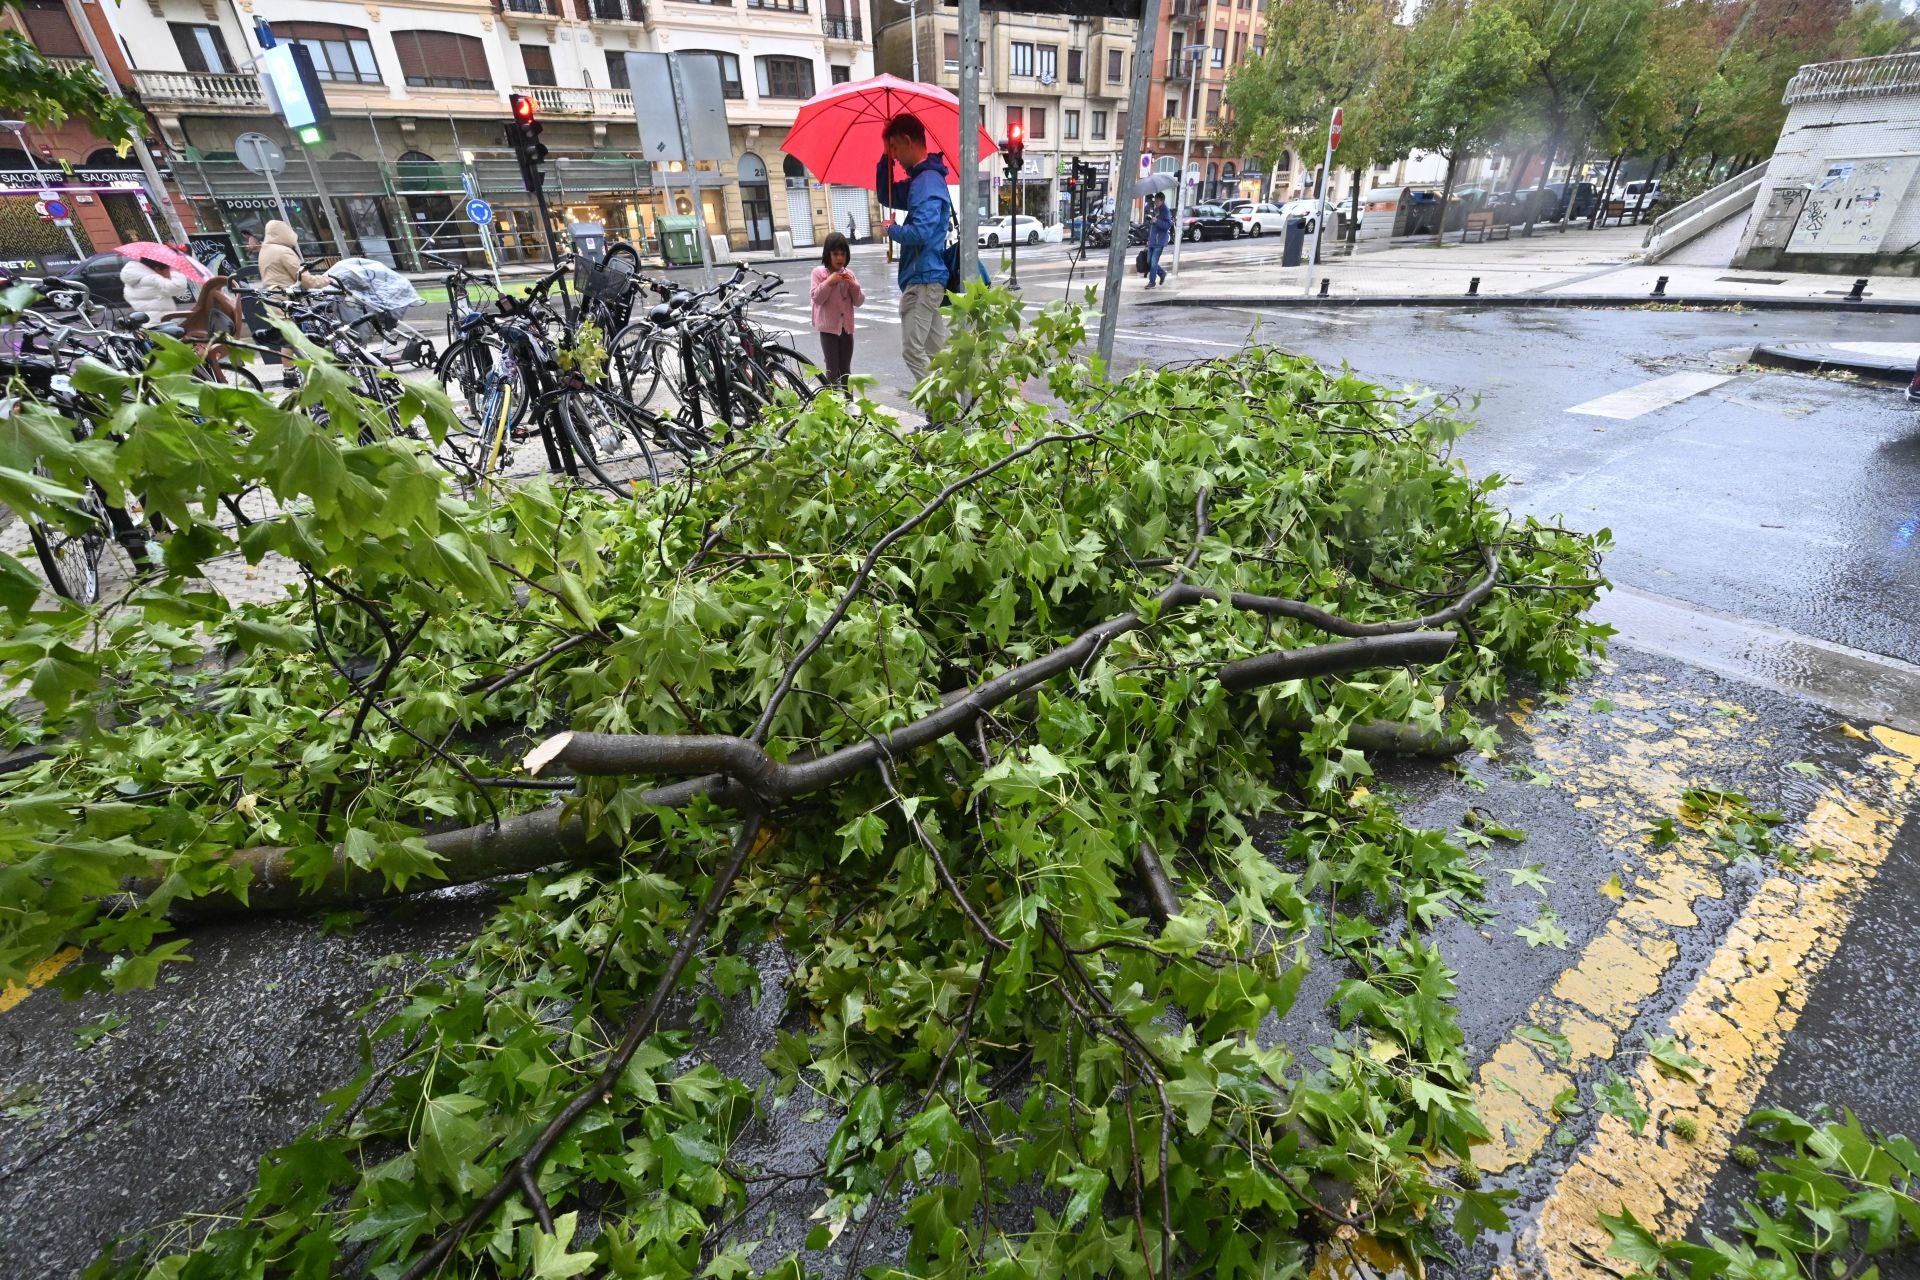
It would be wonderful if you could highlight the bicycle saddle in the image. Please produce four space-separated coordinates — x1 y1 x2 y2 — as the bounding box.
148 322 188 339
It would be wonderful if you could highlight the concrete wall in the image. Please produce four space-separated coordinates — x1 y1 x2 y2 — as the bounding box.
1734 56 1920 276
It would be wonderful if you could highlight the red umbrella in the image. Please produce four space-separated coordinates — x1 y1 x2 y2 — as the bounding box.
112 241 211 283
780 74 998 189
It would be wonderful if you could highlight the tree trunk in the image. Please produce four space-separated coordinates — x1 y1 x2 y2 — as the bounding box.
1521 126 1565 237
1434 149 1459 248
1502 146 1534 202
1558 144 1587 234
1590 153 1622 229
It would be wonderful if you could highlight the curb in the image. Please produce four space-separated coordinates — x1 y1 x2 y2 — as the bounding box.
1140 292 1920 315
1748 343 1916 384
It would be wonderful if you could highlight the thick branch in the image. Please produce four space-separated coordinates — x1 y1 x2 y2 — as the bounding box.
1216 632 1457 693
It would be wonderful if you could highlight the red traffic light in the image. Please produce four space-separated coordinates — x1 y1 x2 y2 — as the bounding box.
511 93 536 125
1009 122 1023 145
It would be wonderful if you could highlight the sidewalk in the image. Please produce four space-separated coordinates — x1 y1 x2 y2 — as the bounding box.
1144 222 1920 309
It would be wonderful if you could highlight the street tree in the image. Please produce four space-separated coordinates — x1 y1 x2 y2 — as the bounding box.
0 0 144 147
0 277 1610 1277
1402 0 1541 245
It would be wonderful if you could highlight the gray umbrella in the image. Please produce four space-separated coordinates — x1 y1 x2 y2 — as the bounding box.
1134 172 1178 196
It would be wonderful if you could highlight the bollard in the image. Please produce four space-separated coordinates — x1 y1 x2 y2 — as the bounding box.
1650 275 1668 298
1467 276 1480 297
1318 278 1330 298
1847 278 1868 301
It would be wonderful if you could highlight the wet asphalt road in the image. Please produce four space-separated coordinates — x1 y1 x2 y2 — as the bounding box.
5 286 1920 1278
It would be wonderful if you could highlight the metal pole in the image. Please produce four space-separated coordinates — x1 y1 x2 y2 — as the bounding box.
295 142 351 258
7 127 86 260
911 0 921 80
666 54 715 291
957 0 981 289
1168 46 1202 276
1096 0 1159 366
59 0 189 243
1305 107 1336 297
1006 157 1019 290
260 163 291 225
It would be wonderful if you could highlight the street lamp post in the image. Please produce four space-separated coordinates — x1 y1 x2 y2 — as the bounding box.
2 121 86 263
1167 43 1205 277
888 0 921 80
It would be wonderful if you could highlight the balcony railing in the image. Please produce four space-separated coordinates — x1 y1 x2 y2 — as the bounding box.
822 12 861 39
499 0 564 14
131 69 267 109
748 0 809 10
586 0 646 18
1782 51 1920 104
515 84 636 116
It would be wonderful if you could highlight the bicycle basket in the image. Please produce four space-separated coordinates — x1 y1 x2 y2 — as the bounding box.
574 254 637 301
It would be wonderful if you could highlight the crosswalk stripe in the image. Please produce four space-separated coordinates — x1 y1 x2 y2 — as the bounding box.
1566 371 1731 420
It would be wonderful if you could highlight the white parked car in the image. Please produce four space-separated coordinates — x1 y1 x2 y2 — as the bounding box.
1613 179 1663 212
1279 197 1341 234
1233 202 1285 236
978 215 1043 247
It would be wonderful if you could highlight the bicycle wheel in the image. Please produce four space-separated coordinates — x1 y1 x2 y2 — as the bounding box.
28 483 112 604
554 389 661 496
437 334 527 429
758 343 824 390
607 320 669 407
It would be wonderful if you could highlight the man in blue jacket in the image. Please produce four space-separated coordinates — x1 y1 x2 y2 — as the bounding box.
875 113 952 384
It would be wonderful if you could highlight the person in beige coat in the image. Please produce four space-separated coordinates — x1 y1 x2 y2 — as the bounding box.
256 220 330 292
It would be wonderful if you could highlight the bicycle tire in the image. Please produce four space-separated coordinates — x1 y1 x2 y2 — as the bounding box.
28 484 111 604
607 320 668 407
758 343 824 387
437 335 528 429
555 390 661 496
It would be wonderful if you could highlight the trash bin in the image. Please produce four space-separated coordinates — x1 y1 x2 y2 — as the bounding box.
1282 215 1308 267
569 221 607 264
659 215 701 267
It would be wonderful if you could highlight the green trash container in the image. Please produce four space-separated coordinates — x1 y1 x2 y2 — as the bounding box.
659 215 701 266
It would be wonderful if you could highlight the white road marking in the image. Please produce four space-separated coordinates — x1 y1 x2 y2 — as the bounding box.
1565 371 1732 420
1249 310 1357 327
1115 328 1242 348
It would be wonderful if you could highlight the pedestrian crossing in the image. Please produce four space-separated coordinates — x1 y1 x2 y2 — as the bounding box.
1565 371 1732 420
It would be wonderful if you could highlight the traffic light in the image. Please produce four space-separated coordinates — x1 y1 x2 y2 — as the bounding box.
506 93 549 195
1004 122 1024 174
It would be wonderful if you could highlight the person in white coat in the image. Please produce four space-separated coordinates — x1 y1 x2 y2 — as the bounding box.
119 256 193 318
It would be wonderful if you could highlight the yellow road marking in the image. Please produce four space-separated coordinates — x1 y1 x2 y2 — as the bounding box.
1471 680 1759 1175
0 945 82 1014
1511 725 1920 1278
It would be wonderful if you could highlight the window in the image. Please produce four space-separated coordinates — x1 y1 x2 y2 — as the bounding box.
1164 97 1178 120
278 22 382 84
1067 48 1082 83
1029 106 1045 140
1036 45 1056 82
1009 41 1033 77
687 50 744 98
1252 33 1264 55
169 24 234 74
606 50 630 89
393 30 492 90
1107 49 1122 82
943 33 959 69
521 44 556 87
830 63 850 84
1116 111 1127 142
1006 105 1023 137
1206 87 1221 121
1232 31 1246 63
1211 28 1226 67
19 0 85 57
1065 109 1079 139
746 0 807 10
755 54 814 98
1091 110 1107 139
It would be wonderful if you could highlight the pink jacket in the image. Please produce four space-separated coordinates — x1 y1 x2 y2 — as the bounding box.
810 264 865 335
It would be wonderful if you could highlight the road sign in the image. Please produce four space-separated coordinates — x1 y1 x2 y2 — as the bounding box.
461 170 480 202
1329 106 1344 152
42 199 69 221
465 198 493 225
234 133 287 177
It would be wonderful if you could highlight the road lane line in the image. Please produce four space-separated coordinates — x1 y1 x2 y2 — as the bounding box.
0 945 81 1014
1514 725 1920 1279
1565 371 1732 420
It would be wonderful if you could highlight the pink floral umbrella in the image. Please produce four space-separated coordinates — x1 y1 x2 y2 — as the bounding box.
112 241 211 283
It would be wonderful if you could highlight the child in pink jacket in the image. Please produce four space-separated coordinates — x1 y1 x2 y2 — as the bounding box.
809 232 865 389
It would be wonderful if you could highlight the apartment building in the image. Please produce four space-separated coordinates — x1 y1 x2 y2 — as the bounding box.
1142 0 1266 204
7 0 877 270
874 5 1138 223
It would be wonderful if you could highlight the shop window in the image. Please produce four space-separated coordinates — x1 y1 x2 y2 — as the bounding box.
169 23 234 75
277 22 381 84
521 44 556 87
686 50 743 99
755 55 814 99
393 30 493 91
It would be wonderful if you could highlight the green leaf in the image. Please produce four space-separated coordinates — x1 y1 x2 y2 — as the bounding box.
1517 1025 1573 1064
1504 863 1553 895
527 1212 598 1278
1595 1071 1650 1136
1645 1034 1706 1083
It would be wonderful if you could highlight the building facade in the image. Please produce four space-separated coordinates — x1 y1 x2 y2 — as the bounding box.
1141 0 1265 204
873 5 1137 223
5 0 879 270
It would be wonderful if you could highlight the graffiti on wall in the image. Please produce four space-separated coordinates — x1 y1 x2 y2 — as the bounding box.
1786 154 1920 254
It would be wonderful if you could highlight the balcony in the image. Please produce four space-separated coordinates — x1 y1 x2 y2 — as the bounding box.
1783 51 1920 104
822 12 861 39
499 0 564 14
1169 0 1206 23
585 0 646 18
747 0 809 11
131 69 268 110
516 84 636 116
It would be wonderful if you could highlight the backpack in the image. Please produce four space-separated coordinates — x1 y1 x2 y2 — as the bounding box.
941 208 989 305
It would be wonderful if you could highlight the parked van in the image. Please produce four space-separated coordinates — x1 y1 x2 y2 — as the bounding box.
1615 179 1663 213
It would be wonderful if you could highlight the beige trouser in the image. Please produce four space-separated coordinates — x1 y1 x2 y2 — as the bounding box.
898 282 950 385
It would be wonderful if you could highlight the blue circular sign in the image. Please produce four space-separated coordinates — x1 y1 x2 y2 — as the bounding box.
43 199 69 220
464 198 493 225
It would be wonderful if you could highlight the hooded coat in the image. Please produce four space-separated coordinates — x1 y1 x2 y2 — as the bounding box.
876 152 953 289
257 220 330 291
119 259 193 317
